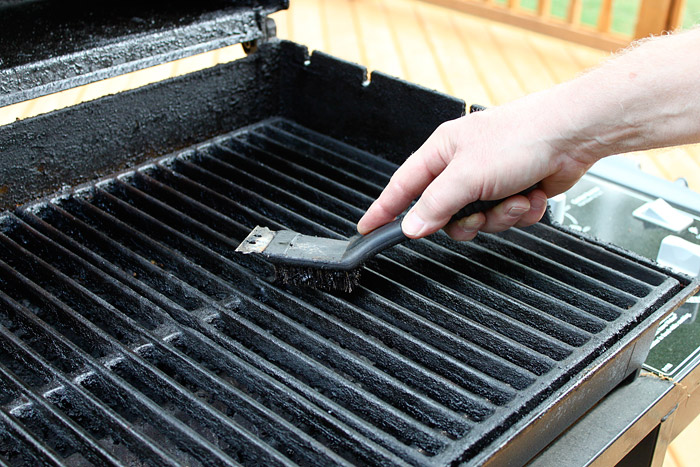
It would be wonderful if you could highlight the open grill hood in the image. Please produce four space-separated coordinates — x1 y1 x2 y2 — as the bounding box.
1 12 698 467
0 0 287 107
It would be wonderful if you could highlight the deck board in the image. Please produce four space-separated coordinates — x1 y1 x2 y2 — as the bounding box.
355 0 406 78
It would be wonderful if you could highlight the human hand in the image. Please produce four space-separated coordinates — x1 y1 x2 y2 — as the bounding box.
356 96 597 240
361 28 700 241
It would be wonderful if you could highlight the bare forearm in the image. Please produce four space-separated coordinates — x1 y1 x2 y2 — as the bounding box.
549 27 700 161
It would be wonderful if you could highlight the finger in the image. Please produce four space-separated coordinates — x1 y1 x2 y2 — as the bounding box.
444 189 548 240
442 212 485 241
479 195 531 233
357 123 454 234
514 189 548 228
358 147 449 234
401 159 483 238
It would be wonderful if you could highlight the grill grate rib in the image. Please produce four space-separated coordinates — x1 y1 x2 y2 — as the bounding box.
0 117 686 466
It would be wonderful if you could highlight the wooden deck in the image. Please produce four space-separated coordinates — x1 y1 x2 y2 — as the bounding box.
272 0 699 465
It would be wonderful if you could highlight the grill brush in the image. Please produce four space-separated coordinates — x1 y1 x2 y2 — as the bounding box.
236 187 536 292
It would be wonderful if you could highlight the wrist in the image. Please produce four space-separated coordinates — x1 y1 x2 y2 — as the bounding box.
547 74 646 162
490 87 605 169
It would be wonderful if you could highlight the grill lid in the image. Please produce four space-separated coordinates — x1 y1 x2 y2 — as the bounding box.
0 0 288 107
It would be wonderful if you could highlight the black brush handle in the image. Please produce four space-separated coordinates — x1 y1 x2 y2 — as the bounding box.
342 184 538 268
342 218 405 268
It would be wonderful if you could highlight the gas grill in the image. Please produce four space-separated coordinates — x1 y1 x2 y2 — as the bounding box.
1 2 698 466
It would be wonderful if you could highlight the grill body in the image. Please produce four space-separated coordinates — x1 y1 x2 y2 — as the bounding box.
1 39 698 466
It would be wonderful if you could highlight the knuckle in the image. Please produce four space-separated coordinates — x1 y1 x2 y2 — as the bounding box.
389 176 414 200
435 120 453 137
483 214 518 233
372 198 398 219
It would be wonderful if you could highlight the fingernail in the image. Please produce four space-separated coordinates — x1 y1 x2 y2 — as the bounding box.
507 206 529 218
402 211 425 236
457 213 483 233
529 196 546 211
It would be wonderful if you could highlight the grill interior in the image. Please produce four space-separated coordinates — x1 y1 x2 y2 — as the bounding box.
0 117 687 466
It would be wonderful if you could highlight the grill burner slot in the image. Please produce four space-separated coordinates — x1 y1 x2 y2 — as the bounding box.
0 118 686 466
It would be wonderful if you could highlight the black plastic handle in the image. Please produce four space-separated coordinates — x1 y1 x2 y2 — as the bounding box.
342 184 539 268
342 218 406 268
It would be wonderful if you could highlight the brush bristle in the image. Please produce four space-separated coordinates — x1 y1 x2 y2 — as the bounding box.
273 265 362 293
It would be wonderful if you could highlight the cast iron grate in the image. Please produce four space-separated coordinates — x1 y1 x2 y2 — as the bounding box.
0 118 683 466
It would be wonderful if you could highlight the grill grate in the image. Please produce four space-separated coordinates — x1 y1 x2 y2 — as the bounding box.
0 118 685 466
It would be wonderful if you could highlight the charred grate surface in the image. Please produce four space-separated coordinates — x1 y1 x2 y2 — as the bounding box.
0 118 684 466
